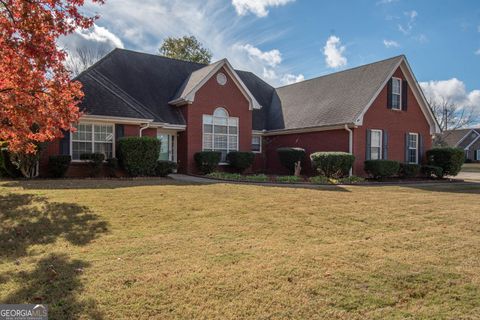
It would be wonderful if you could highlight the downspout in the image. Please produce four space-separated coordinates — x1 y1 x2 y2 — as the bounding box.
344 124 353 176
139 123 150 137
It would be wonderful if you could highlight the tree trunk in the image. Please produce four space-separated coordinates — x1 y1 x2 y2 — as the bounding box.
294 161 301 177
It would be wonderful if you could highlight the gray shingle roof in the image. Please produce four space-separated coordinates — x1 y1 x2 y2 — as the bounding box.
78 49 409 132
267 55 404 130
440 128 480 147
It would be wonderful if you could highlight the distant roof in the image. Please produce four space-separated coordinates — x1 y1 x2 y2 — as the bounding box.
440 128 480 146
267 56 404 130
77 49 424 131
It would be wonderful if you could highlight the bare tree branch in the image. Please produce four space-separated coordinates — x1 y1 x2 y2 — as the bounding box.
65 46 110 77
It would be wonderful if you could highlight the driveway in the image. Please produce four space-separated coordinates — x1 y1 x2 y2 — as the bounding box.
456 171 480 182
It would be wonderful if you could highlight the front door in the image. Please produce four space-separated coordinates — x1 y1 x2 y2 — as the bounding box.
157 132 176 162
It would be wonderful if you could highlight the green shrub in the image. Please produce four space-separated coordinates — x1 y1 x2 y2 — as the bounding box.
421 165 443 179
227 151 255 173
276 147 306 174
244 174 269 182
310 152 355 178
105 158 119 177
194 151 221 174
276 175 303 183
309 176 331 184
118 137 160 176
0 148 22 178
364 160 400 179
399 163 420 178
155 160 177 177
426 147 464 177
48 155 71 178
206 172 243 181
337 176 365 184
80 153 105 177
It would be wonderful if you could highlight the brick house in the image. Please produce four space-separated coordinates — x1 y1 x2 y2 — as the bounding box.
40 49 440 177
438 128 480 162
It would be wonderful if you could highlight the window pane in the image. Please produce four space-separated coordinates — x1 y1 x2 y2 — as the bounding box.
228 118 238 126
203 115 213 125
214 135 227 149
94 143 113 159
371 147 381 160
392 94 401 109
213 108 228 118
72 141 92 160
215 125 227 134
392 78 401 94
228 135 238 151
214 117 227 126
409 134 418 148
228 126 237 134
371 131 381 147
204 124 213 134
72 123 92 141
409 149 417 163
203 134 213 149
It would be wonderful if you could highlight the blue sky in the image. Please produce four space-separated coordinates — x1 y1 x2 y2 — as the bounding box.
61 0 480 114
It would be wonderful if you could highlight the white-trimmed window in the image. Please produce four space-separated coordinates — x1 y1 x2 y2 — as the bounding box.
476 150 480 161
392 77 402 110
370 129 383 160
71 123 114 160
203 107 238 163
408 133 419 164
252 135 262 153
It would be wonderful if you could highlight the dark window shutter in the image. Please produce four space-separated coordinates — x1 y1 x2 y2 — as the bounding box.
402 80 408 111
115 124 125 140
474 150 478 161
382 130 388 160
59 130 70 155
366 129 372 160
405 133 410 163
387 78 393 109
418 134 424 164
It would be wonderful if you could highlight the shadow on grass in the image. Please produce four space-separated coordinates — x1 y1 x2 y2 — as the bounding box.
0 193 108 259
1 253 103 319
1 178 351 192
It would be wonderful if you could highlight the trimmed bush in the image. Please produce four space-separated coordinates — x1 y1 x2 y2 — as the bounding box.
80 153 105 177
206 172 243 181
310 152 355 178
421 165 443 179
243 174 269 182
399 163 420 178
106 158 119 177
276 147 306 174
48 155 71 178
155 160 177 177
118 137 160 176
364 160 400 179
276 175 303 183
426 147 464 177
227 151 255 173
194 151 221 174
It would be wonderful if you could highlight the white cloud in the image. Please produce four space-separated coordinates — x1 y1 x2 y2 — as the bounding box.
70 0 302 86
281 73 305 85
75 24 124 48
420 78 480 113
398 10 417 35
323 35 347 68
476 49 480 55
237 44 282 67
383 39 399 48
231 0 295 17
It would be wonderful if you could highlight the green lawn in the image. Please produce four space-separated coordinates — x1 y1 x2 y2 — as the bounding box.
1 179 480 319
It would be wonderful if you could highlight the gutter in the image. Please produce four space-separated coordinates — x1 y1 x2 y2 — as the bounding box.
344 124 353 177
139 123 151 137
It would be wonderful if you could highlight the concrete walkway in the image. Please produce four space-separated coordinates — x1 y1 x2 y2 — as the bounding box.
456 171 480 182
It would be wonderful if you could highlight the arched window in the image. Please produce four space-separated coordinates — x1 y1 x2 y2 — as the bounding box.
203 107 238 162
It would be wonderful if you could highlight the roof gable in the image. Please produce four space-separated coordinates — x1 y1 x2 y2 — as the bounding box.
169 59 262 110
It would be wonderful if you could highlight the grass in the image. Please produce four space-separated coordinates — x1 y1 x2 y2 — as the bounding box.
1 179 480 319
462 163 480 173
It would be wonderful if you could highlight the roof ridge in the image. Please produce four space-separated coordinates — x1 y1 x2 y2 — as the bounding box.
114 48 209 67
275 55 405 90
87 70 157 120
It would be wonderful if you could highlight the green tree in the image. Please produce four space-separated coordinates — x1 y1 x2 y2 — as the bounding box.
159 36 212 64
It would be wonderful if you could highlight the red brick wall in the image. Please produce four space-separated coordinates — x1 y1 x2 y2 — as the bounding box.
352 67 432 175
177 67 252 173
263 130 349 175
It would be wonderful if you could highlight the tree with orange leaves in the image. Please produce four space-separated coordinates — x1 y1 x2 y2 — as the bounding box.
0 0 104 177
